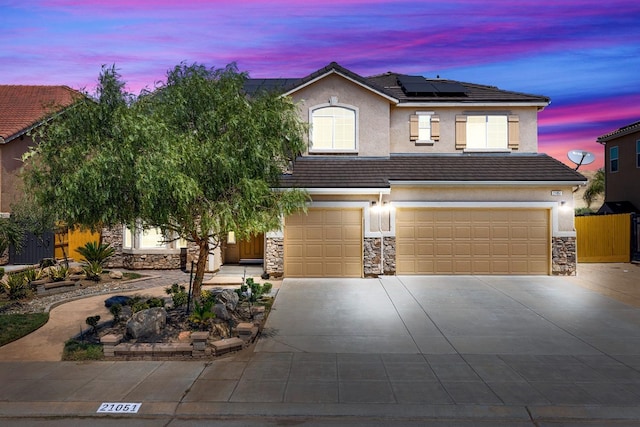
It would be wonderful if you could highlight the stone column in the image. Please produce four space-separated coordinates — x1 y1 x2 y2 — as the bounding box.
363 237 382 277
552 236 577 276
265 237 284 278
383 237 396 275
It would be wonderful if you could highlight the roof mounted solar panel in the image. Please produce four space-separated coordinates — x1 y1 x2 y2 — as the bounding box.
397 75 437 95
430 81 467 95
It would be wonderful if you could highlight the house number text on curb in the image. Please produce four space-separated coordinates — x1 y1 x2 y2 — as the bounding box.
97 402 141 413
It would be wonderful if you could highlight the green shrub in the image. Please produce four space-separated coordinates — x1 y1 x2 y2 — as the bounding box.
77 241 115 265
83 260 103 282
21 267 44 283
237 278 273 303
1 272 30 300
48 265 69 282
62 339 103 361
85 315 101 334
109 303 122 323
166 283 188 307
131 300 150 313
190 299 215 329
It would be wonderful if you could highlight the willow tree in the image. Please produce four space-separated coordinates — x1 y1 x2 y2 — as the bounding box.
25 63 308 298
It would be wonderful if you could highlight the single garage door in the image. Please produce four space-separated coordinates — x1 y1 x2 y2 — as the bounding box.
396 208 550 275
285 208 362 277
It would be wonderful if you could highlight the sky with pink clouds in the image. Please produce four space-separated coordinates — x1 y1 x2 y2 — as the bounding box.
2 0 640 170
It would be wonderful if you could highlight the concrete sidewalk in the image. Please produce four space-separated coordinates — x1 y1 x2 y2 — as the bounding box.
1 264 639 425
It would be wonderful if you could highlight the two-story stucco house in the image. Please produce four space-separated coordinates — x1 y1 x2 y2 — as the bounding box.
239 62 585 277
596 120 640 214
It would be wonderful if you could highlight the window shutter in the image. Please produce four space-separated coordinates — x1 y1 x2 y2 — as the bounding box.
455 115 466 150
431 115 440 142
508 115 519 150
409 114 419 141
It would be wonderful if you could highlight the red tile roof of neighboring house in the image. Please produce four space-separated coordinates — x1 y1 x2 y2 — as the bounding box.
0 85 82 143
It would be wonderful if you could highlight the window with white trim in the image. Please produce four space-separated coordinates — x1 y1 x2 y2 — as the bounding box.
123 223 187 251
610 146 619 172
310 106 357 152
466 115 508 149
409 111 440 144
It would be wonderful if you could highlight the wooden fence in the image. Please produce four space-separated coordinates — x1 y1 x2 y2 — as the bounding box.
575 213 631 263
55 228 101 261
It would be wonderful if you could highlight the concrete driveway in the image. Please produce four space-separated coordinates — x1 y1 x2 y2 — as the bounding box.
252 273 640 412
257 275 640 356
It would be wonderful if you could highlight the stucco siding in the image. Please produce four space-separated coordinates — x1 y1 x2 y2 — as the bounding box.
291 74 391 157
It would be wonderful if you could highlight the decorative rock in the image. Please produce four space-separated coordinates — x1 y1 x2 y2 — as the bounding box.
178 331 191 342
213 303 230 320
109 270 123 279
216 289 239 311
126 307 167 339
68 265 85 275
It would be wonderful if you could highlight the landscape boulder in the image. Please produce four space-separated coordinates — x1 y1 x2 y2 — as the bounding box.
213 303 231 320
109 270 124 279
126 307 167 339
216 289 239 311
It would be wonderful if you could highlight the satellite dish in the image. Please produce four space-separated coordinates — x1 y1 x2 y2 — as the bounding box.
567 150 595 170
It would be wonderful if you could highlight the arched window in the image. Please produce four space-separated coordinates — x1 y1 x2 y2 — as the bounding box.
310 106 357 152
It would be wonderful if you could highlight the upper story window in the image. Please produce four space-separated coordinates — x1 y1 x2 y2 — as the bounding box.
467 115 507 149
456 114 519 151
610 146 619 173
410 112 440 144
636 140 640 168
310 105 357 152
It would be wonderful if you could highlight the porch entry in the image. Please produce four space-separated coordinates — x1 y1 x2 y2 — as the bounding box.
224 233 264 264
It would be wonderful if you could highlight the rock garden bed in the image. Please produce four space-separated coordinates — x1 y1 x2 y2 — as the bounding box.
78 279 274 361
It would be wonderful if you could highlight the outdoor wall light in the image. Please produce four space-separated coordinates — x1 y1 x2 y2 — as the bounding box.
227 231 236 245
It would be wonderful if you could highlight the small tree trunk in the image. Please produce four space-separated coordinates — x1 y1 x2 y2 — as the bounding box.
192 238 209 300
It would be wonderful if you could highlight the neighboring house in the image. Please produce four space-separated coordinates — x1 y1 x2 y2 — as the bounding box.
596 120 640 214
0 85 82 264
247 62 585 277
0 85 81 213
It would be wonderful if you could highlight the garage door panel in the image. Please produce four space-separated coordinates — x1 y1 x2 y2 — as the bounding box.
285 208 362 278
417 226 434 239
436 243 453 256
473 227 490 239
397 208 549 275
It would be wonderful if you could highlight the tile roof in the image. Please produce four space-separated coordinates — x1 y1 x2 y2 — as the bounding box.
244 62 549 105
597 120 640 143
0 85 82 143
279 154 586 189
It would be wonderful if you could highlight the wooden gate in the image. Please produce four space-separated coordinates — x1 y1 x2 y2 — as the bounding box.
55 227 101 261
576 213 631 262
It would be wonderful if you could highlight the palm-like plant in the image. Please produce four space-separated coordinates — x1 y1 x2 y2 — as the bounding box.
583 168 605 208
77 241 115 265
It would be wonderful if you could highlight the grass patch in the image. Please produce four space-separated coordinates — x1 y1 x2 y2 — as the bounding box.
0 313 49 346
123 272 143 280
62 339 103 361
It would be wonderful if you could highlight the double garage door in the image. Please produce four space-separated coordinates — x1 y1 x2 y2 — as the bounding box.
396 208 550 275
284 207 550 277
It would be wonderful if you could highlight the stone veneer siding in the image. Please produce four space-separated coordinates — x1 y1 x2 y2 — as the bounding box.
265 237 284 278
364 237 396 277
102 225 200 270
552 236 577 276
102 226 125 268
